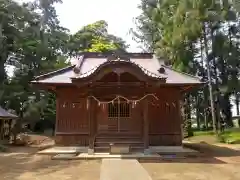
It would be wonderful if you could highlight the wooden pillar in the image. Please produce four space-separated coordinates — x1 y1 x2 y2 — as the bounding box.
0 120 3 140
177 99 184 145
8 119 12 141
143 99 149 151
55 95 59 136
88 95 95 154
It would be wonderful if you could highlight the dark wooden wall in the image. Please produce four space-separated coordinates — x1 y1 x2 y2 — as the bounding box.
55 87 90 146
148 88 182 146
54 86 182 146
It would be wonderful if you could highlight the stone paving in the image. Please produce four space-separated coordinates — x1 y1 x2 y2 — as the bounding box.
100 159 152 180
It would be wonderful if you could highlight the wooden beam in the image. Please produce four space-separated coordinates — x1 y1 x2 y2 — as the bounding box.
181 85 194 92
74 81 166 89
55 132 89 135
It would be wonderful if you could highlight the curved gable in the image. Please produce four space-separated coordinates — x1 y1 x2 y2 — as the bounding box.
71 59 166 82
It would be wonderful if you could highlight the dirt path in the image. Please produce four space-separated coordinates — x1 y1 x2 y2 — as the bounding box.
142 143 240 180
142 160 240 180
0 152 101 180
1 144 240 180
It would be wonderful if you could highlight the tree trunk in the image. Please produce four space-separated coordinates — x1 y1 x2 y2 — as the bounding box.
196 95 200 130
235 94 240 116
210 25 222 132
0 57 6 85
200 36 208 129
185 94 193 137
202 22 217 134
204 108 208 129
222 94 233 127
13 106 24 144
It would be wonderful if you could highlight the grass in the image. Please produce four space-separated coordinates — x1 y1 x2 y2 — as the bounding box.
190 128 240 144
194 131 216 136
0 144 9 152
222 129 240 144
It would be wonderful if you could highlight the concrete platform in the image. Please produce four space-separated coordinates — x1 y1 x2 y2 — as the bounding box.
100 159 152 180
38 145 198 157
149 146 198 155
38 146 88 155
52 152 161 160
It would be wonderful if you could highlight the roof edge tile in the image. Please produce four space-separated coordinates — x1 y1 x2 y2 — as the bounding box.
161 65 203 82
33 65 75 82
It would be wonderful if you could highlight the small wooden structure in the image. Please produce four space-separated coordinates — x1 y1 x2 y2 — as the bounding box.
0 106 18 142
31 52 203 153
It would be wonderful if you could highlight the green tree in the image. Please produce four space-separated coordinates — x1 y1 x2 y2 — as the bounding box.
134 0 240 135
68 20 128 55
0 0 70 139
1 0 129 139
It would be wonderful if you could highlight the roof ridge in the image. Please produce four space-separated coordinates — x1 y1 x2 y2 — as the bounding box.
76 52 154 59
161 65 202 80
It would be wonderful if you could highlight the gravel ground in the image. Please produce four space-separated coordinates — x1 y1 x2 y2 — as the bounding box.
0 149 101 180
142 143 240 180
0 144 240 180
142 157 240 180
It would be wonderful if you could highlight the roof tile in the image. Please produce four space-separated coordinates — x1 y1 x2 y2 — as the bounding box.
32 53 202 85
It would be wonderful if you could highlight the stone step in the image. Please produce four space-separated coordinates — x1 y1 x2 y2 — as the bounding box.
95 142 144 147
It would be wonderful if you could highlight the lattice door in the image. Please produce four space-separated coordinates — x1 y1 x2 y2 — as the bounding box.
108 99 131 132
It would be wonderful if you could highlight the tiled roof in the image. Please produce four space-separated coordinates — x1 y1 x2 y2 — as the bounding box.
0 106 18 119
159 64 203 84
32 53 203 85
72 58 166 79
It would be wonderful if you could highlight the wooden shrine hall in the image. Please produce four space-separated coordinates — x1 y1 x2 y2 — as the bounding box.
31 52 203 154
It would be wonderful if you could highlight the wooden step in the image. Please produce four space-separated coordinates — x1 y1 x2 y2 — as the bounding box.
94 142 144 147
95 134 141 138
96 135 142 140
94 135 143 139
94 146 110 152
96 135 141 138
94 146 144 153
95 140 143 144
95 137 143 144
94 134 144 153
95 138 143 142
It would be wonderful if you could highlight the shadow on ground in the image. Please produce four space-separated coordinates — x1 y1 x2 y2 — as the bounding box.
184 142 240 157
139 156 226 164
140 142 240 164
0 147 101 180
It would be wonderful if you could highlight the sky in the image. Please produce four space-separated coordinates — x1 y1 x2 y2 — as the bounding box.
14 0 239 117
17 0 142 52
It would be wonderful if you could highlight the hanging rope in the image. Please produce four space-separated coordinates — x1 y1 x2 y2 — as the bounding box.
88 93 159 105
150 102 176 108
